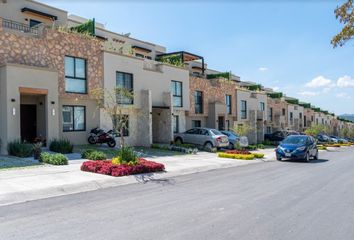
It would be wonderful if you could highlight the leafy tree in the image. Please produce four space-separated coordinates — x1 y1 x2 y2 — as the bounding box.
232 122 253 137
305 124 328 136
91 87 133 148
332 0 354 47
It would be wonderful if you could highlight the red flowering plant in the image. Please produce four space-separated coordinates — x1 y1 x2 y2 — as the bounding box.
224 150 251 155
81 147 165 177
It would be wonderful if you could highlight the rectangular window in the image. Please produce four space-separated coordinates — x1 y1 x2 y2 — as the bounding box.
116 115 129 137
135 53 144 58
299 113 303 124
290 112 293 123
241 100 247 119
311 116 314 122
260 102 265 111
282 108 286 116
266 126 272 134
194 91 203 114
29 19 41 28
304 115 307 127
171 81 182 107
269 107 273 121
173 115 179 133
116 71 134 104
62 106 86 132
192 120 201 128
225 95 232 114
65 56 87 94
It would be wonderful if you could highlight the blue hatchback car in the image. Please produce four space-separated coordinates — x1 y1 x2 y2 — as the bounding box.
276 135 318 162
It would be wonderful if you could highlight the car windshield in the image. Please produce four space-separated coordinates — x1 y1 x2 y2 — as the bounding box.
210 129 222 135
282 136 307 145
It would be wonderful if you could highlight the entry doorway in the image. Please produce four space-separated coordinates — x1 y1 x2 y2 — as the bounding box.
20 104 37 143
218 116 225 130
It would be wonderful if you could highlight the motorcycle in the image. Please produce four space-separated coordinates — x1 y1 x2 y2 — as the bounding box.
88 127 117 148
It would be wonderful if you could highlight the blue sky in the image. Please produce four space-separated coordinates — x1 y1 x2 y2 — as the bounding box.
41 0 354 115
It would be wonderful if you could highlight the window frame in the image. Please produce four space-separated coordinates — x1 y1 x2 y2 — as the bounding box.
241 100 247 119
225 95 232 114
269 107 273 121
65 56 87 94
116 71 134 105
192 120 201 128
62 105 86 132
173 115 179 133
260 102 265 111
171 80 183 107
194 90 203 114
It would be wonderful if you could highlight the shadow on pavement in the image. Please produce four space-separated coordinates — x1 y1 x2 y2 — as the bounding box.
134 172 176 186
281 159 329 164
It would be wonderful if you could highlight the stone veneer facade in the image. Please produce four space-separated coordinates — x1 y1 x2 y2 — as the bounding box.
187 76 237 130
0 20 103 99
267 97 288 131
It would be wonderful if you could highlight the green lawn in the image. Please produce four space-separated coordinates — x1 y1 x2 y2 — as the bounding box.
0 156 42 170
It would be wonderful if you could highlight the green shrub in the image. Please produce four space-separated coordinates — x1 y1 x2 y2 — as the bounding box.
81 149 95 159
253 153 265 158
246 145 257 150
7 140 33 158
40 152 68 165
117 147 138 165
257 144 265 149
218 153 255 160
86 151 107 160
49 139 73 154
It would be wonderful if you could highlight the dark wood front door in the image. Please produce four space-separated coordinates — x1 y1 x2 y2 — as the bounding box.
218 116 225 130
20 104 37 143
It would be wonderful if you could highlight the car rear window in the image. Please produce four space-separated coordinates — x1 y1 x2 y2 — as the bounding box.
211 129 222 135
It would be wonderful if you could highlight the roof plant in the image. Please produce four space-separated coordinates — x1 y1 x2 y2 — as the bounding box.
267 92 283 99
285 98 299 105
70 18 96 36
155 54 184 68
246 84 263 91
206 72 231 80
299 102 311 108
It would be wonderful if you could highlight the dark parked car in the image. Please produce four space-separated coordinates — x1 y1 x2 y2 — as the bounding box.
276 135 318 162
316 134 331 143
264 130 299 143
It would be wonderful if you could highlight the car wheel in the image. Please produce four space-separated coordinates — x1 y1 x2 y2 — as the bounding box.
174 138 183 145
107 139 116 148
204 142 213 152
277 156 282 161
305 152 310 162
228 143 234 150
314 150 318 160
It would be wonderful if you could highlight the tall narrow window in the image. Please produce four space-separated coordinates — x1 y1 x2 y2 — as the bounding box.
194 91 203 114
269 107 273 121
171 81 182 107
299 113 303 124
241 100 247 119
290 112 293 123
173 115 179 133
116 71 134 104
304 115 307 127
282 108 286 116
225 95 232 114
65 56 87 93
62 106 86 132
260 102 265 111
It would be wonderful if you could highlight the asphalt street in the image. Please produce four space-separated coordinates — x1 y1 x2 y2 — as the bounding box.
1 147 354 240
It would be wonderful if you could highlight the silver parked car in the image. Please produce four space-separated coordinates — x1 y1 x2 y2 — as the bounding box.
174 128 229 150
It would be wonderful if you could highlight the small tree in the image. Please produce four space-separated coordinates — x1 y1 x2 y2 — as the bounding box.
305 124 327 136
91 87 133 148
332 0 354 47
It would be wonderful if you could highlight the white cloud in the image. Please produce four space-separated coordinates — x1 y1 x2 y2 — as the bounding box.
271 86 280 91
336 75 354 88
258 67 268 71
336 92 351 99
305 76 333 88
297 91 319 96
322 87 331 93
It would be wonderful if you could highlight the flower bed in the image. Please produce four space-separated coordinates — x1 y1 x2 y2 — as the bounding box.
224 150 251 155
81 158 165 177
218 152 265 160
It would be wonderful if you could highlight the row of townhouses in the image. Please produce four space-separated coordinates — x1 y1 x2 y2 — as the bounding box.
0 0 353 153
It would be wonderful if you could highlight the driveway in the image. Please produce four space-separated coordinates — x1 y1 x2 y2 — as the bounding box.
0 146 353 240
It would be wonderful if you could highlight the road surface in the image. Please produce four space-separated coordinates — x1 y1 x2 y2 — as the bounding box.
1 147 354 240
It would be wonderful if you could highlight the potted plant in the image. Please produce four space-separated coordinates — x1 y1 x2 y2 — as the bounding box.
33 142 42 160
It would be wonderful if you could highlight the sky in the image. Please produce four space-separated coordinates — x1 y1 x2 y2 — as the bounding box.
41 0 354 115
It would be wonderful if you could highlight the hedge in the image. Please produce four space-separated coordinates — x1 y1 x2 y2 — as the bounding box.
218 152 264 160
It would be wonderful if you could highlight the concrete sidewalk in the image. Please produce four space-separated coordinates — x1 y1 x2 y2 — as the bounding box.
0 149 275 206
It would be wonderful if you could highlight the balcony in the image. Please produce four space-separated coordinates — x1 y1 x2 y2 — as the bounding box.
1 18 39 35
143 59 163 73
